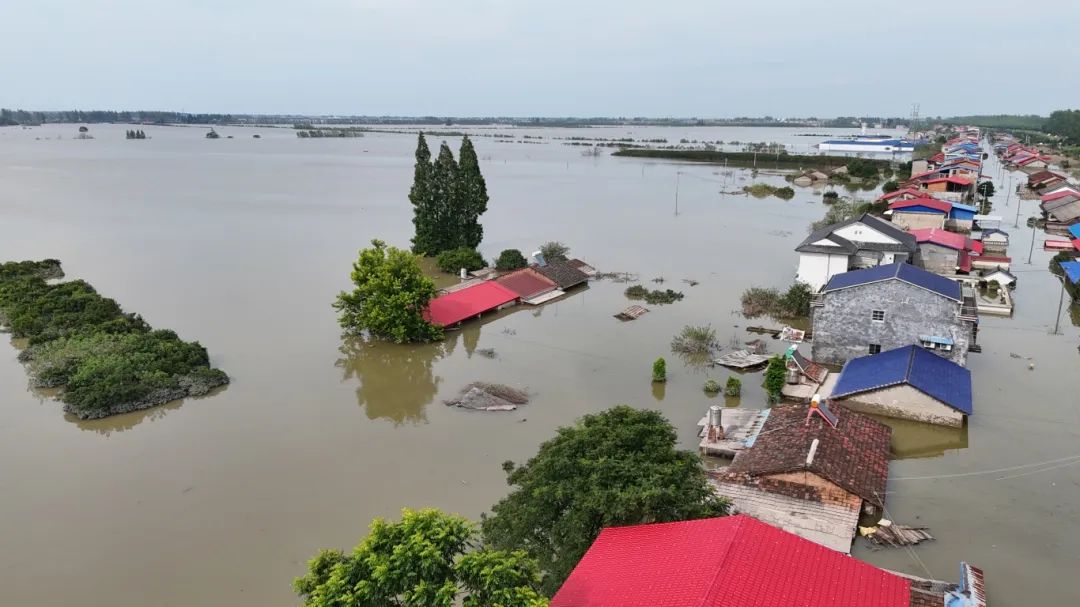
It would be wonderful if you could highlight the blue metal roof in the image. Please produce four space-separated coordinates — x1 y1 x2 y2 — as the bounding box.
832 345 973 415
951 203 979 213
1068 224 1080 239
823 262 962 301
1060 261 1080 284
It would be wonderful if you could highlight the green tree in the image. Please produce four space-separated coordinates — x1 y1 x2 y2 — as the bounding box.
1044 109 1080 144
294 508 547 607
457 136 489 250
410 134 439 255
436 247 486 273
334 239 443 343
538 242 569 263
882 180 900 193
778 282 814 318
763 355 786 402
431 142 460 253
482 406 728 594
495 249 527 271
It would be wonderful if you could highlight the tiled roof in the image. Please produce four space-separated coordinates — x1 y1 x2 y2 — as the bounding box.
424 281 517 326
494 267 557 299
533 260 589 289
831 345 973 415
723 404 891 505
823 262 962 302
549 515 910 607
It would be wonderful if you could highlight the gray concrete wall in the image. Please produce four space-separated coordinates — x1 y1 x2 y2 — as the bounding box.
834 384 965 427
914 243 960 275
811 279 970 365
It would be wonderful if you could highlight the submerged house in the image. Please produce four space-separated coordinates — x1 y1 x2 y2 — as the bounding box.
709 403 891 553
795 213 917 290
888 197 949 230
909 176 973 202
425 281 518 327
811 262 977 366
911 228 983 275
533 259 590 290
494 267 561 304
978 228 1009 255
550 515 913 607
830 345 973 427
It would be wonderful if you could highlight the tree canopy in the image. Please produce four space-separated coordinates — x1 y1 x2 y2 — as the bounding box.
294 508 547 607
1044 110 1080 144
409 134 489 256
334 239 443 343
494 249 527 271
481 406 728 594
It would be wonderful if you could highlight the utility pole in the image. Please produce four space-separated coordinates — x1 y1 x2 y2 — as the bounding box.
1014 185 1022 229
1028 213 1037 264
1054 276 1066 335
674 171 681 216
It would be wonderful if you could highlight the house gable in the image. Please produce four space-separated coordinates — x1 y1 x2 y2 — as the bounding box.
834 223 901 245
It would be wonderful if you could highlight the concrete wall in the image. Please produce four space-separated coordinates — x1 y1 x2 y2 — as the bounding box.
834 223 900 245
796 252 849 291
834 384 965 428
914 243 960 275
892 212 945 231
812 279 970 365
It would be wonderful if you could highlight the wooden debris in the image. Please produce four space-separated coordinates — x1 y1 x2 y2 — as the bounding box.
861 522 934 548
615 305 649 321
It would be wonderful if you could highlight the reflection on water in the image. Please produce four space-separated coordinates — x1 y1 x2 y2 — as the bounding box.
336 336 446 425
71 400 185 436
1068 303 1080 328
651 381 666 401
879 416 969 460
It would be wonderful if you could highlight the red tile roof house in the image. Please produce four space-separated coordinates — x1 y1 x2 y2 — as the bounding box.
910 228 983 275
708 404 891 553
549 515 912 607
494 267 560 304
424 281 518 327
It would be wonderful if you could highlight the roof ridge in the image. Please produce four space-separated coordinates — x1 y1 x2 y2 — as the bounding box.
702 515 746 607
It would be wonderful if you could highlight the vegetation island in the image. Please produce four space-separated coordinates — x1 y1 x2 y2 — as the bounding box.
0 260 229 419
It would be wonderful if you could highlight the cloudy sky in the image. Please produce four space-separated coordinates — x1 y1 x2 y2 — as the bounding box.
3 0 1077 117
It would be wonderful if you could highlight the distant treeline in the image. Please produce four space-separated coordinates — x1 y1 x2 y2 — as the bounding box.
940 114 1047 130
612 148 892 169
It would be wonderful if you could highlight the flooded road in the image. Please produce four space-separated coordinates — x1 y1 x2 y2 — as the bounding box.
1 124 1078 605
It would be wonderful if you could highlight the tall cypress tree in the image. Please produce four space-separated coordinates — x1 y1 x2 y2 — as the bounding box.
456 136 488 249
409 134 437 255
430 142 460 254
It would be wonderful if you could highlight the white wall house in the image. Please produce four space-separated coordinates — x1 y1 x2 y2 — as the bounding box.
794 214 917 290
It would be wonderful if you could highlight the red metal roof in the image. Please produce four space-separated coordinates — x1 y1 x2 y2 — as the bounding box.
425 281 517 326
1073 239 1080 253
549 515 910 607
1042 189 1080 203
494 267 557 299
958 250 972 272
923 176 972 186
878 187 925 202
911 228 981 253
890 198 952 213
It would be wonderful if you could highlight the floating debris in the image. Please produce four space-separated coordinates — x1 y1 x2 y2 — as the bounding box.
744 339 768 355
594 271 639 283
475 348 497 359
714 350 770 369
682 279 700 287
860 521 934 548
444 382 529 412
615 305 649 321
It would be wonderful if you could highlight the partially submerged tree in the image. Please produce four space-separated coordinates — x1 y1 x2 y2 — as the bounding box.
409 134 439 255
409 134 490 256
436 247 486 273
334 239 443 343
294 508 547 607
482 406 728 594
652 357 667 382
457 136 489 250
495 249 528 271
763 355 786 403
538 241 569 263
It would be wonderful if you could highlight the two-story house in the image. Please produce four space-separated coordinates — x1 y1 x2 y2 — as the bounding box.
795 213 916 291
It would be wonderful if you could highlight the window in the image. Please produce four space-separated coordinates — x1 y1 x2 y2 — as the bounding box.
871 309 885 322
869 344 882 354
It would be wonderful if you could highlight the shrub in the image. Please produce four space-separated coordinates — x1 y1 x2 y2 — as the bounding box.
494 249 527 271
763 356 786 403
671 324 719 355
774 186 795 200
740 287 780 317
778 282 814 318
539 241 570 263
436 247 486 273
845 158 879 179
823 191 840 203
652 357 667 382
626 285 684 305
724 377 742 397
703 379 721 394
882 180 900 193
625 285 649 299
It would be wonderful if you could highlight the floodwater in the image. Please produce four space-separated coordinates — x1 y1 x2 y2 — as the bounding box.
1 123 1078 605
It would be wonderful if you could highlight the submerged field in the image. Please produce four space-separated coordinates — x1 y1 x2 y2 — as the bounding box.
0 123 1078 605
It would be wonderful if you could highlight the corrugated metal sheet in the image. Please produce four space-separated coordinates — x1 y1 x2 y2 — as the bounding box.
1060 261 1080 284
425 282 518 326
823 263 962 301
548 515 910 607
832 345 973 415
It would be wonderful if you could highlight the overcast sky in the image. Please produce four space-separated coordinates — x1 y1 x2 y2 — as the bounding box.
3 0 1078 117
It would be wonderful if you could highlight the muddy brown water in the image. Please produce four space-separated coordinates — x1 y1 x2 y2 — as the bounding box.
1 124 1078 605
